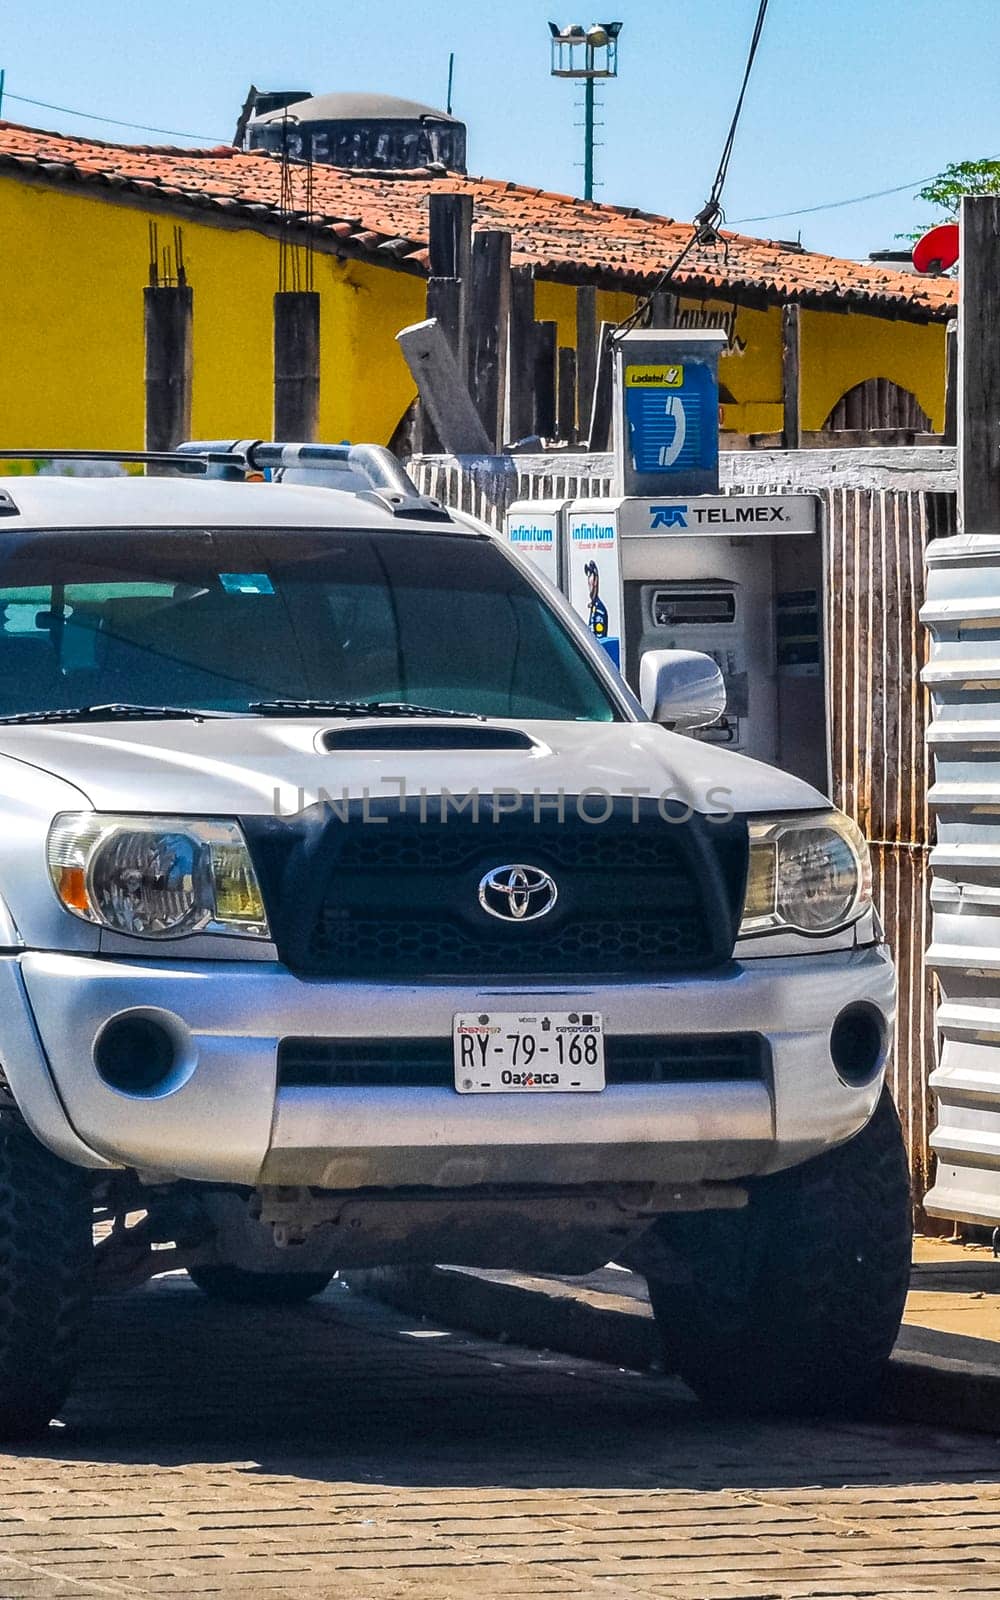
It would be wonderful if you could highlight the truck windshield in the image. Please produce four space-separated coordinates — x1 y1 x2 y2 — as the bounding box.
0 527 619 722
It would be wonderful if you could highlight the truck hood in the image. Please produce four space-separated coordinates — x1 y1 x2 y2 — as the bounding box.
0 717 827 819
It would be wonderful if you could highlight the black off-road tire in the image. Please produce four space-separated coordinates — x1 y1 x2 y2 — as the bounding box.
645 1088 912 1417
186 1264 334 1305
0 1115 93 1439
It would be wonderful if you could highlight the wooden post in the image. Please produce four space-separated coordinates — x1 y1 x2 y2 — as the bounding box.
944 319 959 446
425 277 463 362
507 269 536 443
469 229 511 450
649 290 678 328
781 303 802 450
144 286 192 457
557 346 577 443
575 285 597 443
422 193 473 454
428 192 472 380
273 290 320 440
587 321 615 451
959 196 1000 534
532 321 558 439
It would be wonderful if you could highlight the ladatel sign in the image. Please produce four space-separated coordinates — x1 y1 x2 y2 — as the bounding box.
612 329 727 498
624 362 718 477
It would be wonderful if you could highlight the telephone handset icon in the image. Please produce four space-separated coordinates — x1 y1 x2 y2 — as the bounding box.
657 392 687 468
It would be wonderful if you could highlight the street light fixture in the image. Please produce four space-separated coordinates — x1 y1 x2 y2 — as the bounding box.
548 21 623 201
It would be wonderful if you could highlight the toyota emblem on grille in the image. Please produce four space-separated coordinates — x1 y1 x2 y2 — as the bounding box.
478 864 558 923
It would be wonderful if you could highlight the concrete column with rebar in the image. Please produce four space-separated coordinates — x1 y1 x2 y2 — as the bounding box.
273 291 320 441
144 286 192 455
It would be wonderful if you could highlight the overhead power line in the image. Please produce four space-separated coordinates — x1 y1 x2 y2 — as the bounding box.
700 0 770 226
733 154 1000 226
0 87 225 144
612 0 771 336
734 175 960 224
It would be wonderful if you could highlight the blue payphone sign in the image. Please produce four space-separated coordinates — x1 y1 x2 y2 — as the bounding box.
624 362 719 478
612 330 726 498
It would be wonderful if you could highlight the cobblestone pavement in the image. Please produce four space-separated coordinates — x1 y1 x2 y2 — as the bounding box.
1 1275 999 1600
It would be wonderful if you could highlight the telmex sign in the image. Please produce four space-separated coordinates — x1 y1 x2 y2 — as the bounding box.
617 495 820 537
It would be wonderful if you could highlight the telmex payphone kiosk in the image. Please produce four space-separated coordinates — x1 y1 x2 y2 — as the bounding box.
504 329 828 792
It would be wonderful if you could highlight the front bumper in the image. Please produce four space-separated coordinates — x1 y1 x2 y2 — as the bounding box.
5 945 895 1188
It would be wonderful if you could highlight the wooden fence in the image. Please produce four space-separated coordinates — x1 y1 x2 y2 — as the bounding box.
411 446 958 1198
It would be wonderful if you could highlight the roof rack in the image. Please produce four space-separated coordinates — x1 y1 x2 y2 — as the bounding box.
0 449 222 473
0 442 453 524
177 440 452 522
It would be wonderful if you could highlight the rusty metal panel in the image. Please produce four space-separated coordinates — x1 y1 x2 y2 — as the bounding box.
818 487 932 840
411 450 954 1193
728 481 943 1194
922 530 1000 1223
873 842 936 1198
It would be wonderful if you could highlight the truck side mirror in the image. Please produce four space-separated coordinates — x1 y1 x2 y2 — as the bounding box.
639 648 726 731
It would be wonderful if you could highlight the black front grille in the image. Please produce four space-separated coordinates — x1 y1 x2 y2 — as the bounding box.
245 798 748 982
278 1034 769 1089
307 908 707 978
331 818 705 872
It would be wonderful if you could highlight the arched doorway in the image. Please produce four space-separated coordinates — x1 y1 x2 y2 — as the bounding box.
823 378 931 433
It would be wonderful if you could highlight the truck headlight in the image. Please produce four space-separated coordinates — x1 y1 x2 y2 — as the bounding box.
740 810 872 937
47 814 270 940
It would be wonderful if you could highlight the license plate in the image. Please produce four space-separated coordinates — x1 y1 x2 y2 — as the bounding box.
453 1011 605 1093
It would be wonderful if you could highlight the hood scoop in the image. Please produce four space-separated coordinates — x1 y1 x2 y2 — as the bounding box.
320 724 536 752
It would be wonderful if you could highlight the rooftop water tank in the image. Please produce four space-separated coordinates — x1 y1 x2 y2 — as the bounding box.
244 90 467 173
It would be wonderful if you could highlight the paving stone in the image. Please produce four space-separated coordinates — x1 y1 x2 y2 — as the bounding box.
0 1279 997 1598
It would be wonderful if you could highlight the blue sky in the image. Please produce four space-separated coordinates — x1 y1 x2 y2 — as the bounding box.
4 0 999 260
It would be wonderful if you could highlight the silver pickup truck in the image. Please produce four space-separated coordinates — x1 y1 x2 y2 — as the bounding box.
0 445 910 1437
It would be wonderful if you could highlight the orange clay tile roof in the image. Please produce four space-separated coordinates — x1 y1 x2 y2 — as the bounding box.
0 121 958 322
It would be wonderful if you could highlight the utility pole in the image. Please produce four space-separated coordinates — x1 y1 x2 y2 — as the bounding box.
958 194 1000 535
583 76 595 202
548 21 622 202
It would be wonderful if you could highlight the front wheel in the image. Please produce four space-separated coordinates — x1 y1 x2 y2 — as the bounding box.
0 1117 93 1439
186 1264 334 1305
645 1089 912 1416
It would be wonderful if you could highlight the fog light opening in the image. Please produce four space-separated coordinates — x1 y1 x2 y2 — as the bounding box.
830 1002 887 1088
94 1013 182 1097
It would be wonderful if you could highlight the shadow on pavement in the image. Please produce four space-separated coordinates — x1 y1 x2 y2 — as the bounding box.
11 1275 1000 1497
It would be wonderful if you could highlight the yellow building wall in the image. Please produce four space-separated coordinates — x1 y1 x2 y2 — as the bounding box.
717 303 784 436
0 176 422 451
800 309 947 433
531 284 947 438
0 173 947 453
669 298 946 436
532 280 636 347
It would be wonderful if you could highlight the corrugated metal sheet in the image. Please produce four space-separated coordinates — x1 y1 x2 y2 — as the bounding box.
922 531 1000 1223
412 452 955 1195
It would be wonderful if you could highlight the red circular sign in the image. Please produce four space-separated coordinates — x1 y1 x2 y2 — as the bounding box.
912 222 960 274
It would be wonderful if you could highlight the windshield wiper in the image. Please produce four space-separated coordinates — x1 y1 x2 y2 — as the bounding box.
248 698 488 722
0 703 227 726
